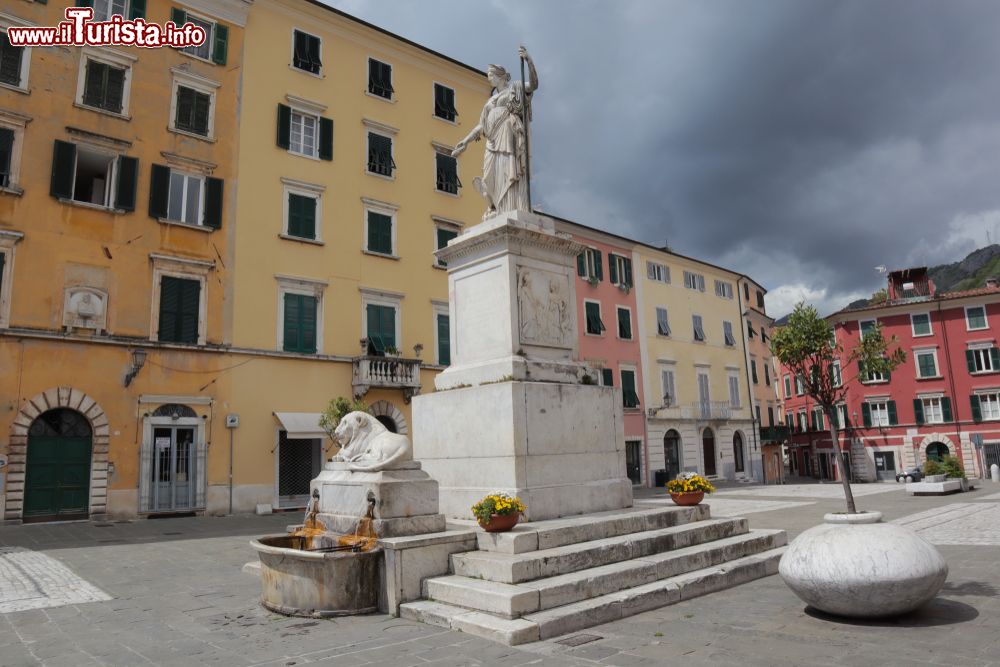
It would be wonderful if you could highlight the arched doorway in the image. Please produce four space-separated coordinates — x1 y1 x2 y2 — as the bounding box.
376 415 398 433
926 442 949 462
702 427 717 477
24 409 92 522
663 430 681 481
733 431 745 474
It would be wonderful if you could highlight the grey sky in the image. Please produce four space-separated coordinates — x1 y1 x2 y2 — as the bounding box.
329 0 1000 316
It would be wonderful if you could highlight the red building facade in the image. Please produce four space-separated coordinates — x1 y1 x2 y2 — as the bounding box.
780 269 1000 481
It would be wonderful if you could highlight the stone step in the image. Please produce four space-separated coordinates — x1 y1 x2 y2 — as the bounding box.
451 517 749 584
402 547 785 646
426 529 785 618
475 504 711 554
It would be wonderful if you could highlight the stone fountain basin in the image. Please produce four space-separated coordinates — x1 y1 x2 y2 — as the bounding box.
251 534 382 617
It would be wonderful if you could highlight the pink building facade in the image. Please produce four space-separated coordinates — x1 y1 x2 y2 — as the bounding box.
780 268 1000 482
557 222 649 487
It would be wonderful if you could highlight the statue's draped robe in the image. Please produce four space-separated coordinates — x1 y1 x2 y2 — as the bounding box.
480 81 530 217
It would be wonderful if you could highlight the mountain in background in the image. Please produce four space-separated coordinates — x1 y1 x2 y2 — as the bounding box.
774 244 1000 325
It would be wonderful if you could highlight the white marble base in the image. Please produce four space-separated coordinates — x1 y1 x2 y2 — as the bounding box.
779 511 948 617
906 480 963 495
412 381 634 521
311 461 445 537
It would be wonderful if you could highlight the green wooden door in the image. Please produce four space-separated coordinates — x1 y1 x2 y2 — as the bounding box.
24 435 92 520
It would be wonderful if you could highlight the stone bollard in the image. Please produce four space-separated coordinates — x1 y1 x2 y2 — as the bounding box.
991 463 1000 483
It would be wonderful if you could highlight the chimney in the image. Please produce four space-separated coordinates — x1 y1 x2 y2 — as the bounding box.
986 277 999 289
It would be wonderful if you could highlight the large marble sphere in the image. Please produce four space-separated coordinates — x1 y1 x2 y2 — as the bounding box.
779 511 948 618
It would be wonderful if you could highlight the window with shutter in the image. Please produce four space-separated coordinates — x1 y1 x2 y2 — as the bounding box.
751 360 758 384
82 60 126 113
283 293 318 353
286 193 317 240
435 227 459 267
728 376 740 408
656 307 670 336
292 30 322 75
584 301 605 335
158 276 201 344
915 351 938 378
621 370 639 408
975 393 1000 420
437 313 450 365
0 31 24 88
965 306 988 331
601 368 614 387
434 83 458 121
166 171 204 225
435 152 461 194
365 303 396 355
617 307 632 340
174 86 211 136
723 321 735 346
692 314 705 341
181 13 214 61
366 211 394 255
661 369 676 406
368 59 393 99
289 111 319 157
367 133 395 176
911 313 932 336
0 128 13 188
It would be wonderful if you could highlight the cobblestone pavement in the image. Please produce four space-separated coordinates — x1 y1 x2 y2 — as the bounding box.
0 547 110 614
0 485 998 666
892 502 1000 546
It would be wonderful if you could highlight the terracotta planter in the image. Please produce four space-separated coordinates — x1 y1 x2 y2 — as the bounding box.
478 513 520 532
669 491 705 506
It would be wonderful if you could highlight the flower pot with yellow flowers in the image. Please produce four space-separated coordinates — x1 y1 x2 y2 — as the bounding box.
472 493 527 532
665 473 715 506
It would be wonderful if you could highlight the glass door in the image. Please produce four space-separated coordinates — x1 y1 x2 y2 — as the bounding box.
874 451 895 480
150 426 196 512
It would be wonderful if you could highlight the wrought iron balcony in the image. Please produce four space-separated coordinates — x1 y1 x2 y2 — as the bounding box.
759 425 791 443
352 356 423 403
646 401 734 421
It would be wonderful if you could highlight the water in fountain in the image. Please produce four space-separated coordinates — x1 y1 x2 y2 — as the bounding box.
287 489 378 552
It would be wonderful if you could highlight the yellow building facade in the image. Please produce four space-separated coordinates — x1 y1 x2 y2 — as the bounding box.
0 0 249 521
634 247 756 481
222 0 490 511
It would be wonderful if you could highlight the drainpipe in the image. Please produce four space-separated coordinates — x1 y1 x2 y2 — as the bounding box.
228 428 234 515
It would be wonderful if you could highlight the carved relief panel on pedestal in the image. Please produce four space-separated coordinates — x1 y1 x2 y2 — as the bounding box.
517 267 572 349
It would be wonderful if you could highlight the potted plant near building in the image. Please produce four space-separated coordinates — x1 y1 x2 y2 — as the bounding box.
666 473 715 505
772 303 948 618
472 493 526 532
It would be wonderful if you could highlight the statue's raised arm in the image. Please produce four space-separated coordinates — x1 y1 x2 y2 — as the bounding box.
453 46 538 220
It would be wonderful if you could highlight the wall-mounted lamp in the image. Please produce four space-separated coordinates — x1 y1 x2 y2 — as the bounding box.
124 348 148 387
413 343 423 359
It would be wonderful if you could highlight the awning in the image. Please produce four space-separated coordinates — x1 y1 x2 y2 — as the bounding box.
273 412 326 440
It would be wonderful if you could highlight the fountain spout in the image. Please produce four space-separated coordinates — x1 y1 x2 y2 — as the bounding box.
304 488 320 529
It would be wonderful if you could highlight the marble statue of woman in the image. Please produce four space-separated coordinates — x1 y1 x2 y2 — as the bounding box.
452 46 538 220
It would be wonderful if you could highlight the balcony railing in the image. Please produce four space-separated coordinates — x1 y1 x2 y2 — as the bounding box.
759 425 791 443
647 401 734 421
352 356 423 403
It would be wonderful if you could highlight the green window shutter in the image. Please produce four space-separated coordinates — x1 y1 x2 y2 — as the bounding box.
319 117 333 161
82 60 105 108
817 412 824 431
992 347 1000 370
601 368 614 387
365 304 384 355
104 65 125 113
594 252 603 281
175 86 193 130
617 309 631 339
148 164 170 218
971 395 983 422
366 304 396 353
941 397 952 422
203 177 223 229
114 155 139 212
367 211 393 254
276 104 291 149
159 276 180 341
0 33 23 88
129 0 146 20
380 306 396 349
576 253 586 276
287 194 315 239
622 371 639 408
193 91 211 134
966 349 976 373
301 295 317 353
283 293 299 352
887 400 898 426
608 253 618 284
861 403 872 428
171 7 186 24
437 313 450 365
159 276 200 343
913 399 924 425
623 257 633 287
76 0 94 7
211 23 228 65
50 140 76 199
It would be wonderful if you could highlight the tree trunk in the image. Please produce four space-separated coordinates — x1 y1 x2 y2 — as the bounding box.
825 406 857 514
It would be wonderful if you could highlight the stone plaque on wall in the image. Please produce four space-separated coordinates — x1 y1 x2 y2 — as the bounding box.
62 287 108 333
517 267 572 349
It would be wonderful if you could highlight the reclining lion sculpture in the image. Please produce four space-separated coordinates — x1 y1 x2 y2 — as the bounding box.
330 411 412 472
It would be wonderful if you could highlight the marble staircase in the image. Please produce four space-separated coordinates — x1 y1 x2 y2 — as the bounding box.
399 504 786 645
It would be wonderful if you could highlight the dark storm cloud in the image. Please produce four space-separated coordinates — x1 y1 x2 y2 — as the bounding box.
330 0 1000 315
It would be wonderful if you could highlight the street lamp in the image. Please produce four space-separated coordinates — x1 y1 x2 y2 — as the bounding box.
124 348 147 387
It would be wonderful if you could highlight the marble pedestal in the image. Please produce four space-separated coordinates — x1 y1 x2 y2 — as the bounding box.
311 461 446 537
412 209 634 521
